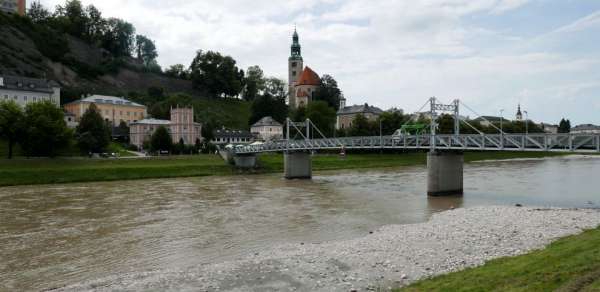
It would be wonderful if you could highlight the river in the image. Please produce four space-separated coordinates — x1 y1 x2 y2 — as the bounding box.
1 155 599 291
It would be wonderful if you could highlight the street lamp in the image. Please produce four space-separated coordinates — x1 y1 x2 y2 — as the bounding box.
524 111 529 135
499 109 504 133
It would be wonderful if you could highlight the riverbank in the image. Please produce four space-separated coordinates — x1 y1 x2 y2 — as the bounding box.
399 222 600 291
0 151 568 187
55 206 600 291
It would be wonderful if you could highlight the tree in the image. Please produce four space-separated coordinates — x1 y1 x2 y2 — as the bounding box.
102 18 135 57
378 110 408 136
306 101 337 137
20 101 72 157
85 5 105 43
151 126 172 153
29 1 51 23
0 101 25 159
165 64 189 79
242 65 265 101
349 114 376 137
314 74 343 110
189 50 244 98
264 77 287 101
249 94 288 126
54 0 88 38
558 118 571 133
135 35 158 66
76 103 111 154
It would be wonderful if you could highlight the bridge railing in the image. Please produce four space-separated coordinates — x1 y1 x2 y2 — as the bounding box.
233 134 600 154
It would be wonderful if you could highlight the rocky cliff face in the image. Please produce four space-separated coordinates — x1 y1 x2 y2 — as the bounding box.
0 13 197 101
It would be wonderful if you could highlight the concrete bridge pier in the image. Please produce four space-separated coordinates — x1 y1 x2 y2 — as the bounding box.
233 154 258 169
427 151 464 196
284 151 312 179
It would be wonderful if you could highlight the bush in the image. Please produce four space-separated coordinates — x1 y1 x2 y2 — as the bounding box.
20 101 72 157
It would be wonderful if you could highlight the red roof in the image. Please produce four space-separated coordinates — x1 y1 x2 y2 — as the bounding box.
296 66 320 86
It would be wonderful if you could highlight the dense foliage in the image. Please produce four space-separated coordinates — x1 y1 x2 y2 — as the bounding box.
313 74 343 110
0 101 25 159
150 126 172 153
558 118 571 133
19 101 72 157
190 50 245 98
76 103 111 154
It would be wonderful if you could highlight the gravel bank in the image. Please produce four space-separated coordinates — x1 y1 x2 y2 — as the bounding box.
58 206 600 292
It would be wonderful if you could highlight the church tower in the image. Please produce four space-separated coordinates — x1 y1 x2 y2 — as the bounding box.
516 104 523 121
288 28 303 108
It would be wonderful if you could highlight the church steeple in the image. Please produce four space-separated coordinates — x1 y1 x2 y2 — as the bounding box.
290 28 302 60
516 104 523 121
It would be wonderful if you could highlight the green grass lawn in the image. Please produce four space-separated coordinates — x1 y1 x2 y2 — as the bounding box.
0 151 569 187
398 227 600 292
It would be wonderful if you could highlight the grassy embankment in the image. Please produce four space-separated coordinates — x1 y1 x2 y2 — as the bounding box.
0 151 568 187
398 226 600 292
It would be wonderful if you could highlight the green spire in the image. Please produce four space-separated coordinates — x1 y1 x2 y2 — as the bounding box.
290 27 302 60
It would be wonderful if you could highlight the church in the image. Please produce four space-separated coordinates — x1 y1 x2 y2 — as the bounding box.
287 29 321 109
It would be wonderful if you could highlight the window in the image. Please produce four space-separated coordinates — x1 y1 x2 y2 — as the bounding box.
127 111 130 116
292 71 296 76
13 96 17 100
24 96 27 101
292 62 297 67
3 95 7 100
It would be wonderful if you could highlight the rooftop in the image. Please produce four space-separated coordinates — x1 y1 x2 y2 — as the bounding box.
67 95 145 107
252 116 283 127
131 118 171 125
213 128 254 138
0 75 59 94
296 67 320 86
572 124 600 131
338 103 384 115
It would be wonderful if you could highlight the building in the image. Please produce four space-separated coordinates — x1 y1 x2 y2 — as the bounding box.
540 123 559 134
63 95 147 126
571 124 600 134
0 0 25 15
251 116 283 141
129 107 202 148
336 99 384 130
212 128 254 145
515 104 523 121
64 111 78 129
0 75 60 108
287 29 321 109
473 116 511 127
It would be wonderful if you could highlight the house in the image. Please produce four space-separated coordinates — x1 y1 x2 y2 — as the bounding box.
0 0 25 15
251 116 283 141
571 124 600 134
473 116 511 127
336 98 383 130
540 123 559 134
129 107 202 148
63 95 147 126
212 128 254 145
0 75 60 108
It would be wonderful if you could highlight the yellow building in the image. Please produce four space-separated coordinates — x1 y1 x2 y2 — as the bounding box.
63 95 147 126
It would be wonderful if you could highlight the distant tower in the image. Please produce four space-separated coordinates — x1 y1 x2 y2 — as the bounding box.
516 104 523 121
288 28 304 108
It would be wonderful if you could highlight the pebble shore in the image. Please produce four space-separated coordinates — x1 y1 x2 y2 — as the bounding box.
60 206 600 292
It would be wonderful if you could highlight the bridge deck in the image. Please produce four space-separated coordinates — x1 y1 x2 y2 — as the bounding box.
234 134 600 154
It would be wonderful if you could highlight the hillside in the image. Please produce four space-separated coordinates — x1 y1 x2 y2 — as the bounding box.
0 13 251 130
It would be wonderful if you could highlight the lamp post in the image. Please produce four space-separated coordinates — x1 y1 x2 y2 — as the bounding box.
500 109 504 133
379 118 383 150
500 109 504 149
524 111 529 135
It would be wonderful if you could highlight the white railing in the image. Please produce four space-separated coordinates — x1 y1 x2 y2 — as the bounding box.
233 134 600 154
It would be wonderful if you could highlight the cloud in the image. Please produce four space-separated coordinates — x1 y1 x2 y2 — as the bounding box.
554 10 600 33
37 0 600 125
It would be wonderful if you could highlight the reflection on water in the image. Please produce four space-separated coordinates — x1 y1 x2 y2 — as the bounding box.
0 155 599 290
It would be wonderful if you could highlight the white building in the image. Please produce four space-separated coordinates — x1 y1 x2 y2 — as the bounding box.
251 116 283 141
0 75 61 108
571 124 600 134
212 128 254 145
540 123 559 134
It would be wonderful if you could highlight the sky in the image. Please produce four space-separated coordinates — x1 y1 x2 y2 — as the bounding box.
39 0 600 125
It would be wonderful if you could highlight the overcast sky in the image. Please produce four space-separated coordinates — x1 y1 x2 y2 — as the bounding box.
39 0 600 125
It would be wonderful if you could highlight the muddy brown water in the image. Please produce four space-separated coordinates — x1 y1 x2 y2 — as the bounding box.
1 156 599 291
